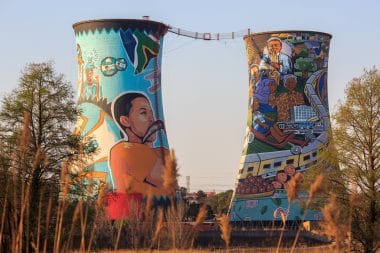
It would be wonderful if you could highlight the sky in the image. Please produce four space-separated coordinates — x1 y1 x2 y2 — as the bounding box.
1 0 380 192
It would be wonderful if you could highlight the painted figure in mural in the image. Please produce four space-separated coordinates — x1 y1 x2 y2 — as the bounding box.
76 44 85 93
276 171 288 187
252 98 295 147
249 64 260 106
77 44 84 76
81 62 102 100
253 78 274 105
284 164 296 177
250 64 260 87
109 92 167 198
259 37 292 82
253 77 279 113
277 74 305 121
251 97 307 148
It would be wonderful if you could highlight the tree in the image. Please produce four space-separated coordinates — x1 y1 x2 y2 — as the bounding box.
195 190 207 203
333 68 380 253
208 190 233 215
294 57 317 79
179 186 188 200
0 62 90 252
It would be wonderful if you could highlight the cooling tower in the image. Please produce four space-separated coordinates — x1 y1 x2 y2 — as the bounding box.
229 31 332 222
73 19 169 219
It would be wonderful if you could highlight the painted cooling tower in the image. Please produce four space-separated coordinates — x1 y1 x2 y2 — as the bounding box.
73 19 169 219
229 31 332 222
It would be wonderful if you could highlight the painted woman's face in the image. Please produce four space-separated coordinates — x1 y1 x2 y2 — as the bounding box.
122 97 155 142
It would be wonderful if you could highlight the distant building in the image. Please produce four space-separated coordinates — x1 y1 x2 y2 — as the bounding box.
290 105 317 122
205 191 216 197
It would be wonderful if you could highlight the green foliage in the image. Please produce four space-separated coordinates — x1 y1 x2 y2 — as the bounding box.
207 190 233 215
184 203 213 221
195 190 207 202
294 57 316 72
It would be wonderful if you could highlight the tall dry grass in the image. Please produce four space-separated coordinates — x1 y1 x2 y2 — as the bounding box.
320 193 347 251
276 173 304 252
11 112 32 253
290 175 324 253
217 214 231 252
114 219 124 251
0 113 336 252
193 205 207 231
163 149 179 199
0 180 9 251
188 204 208 248
287 173 304 204
150 208 165 248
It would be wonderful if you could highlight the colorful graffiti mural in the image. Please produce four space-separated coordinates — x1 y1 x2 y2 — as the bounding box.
73 19 169 219
230 31 332 222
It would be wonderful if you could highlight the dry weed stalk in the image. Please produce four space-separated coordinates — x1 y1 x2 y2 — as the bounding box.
126 198 144 250
276 173 304 253
42 197 53 253
287 173 304 203
53 162 69 253
194 204 207 230
86 183 107 253
64 200 83 252
140 192 154 248
290 175 325 253
14 173 30 253
347 193 356 253
306 175 324 207
151 208 165 249
162 149 181 249
217 214 231 252
321 193 346 251
11 112 32 253
163 149 179 198
275 211 287 253
189 204 208 247
114 219 124 251
34 185 45 253
144 191 153 221
168 203 178 249
79 200 90 252
0 182 9 251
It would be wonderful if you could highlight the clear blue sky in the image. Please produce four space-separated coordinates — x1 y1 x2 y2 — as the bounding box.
1 0 379 192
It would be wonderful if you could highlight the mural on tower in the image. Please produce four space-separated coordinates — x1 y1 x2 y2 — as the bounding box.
229 31 332 221
73 19 170 219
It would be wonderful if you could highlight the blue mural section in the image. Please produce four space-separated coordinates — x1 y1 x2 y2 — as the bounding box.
73 20 169 219
230 31 332 222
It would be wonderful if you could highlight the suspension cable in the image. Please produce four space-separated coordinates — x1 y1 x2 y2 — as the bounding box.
167 25 253 40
